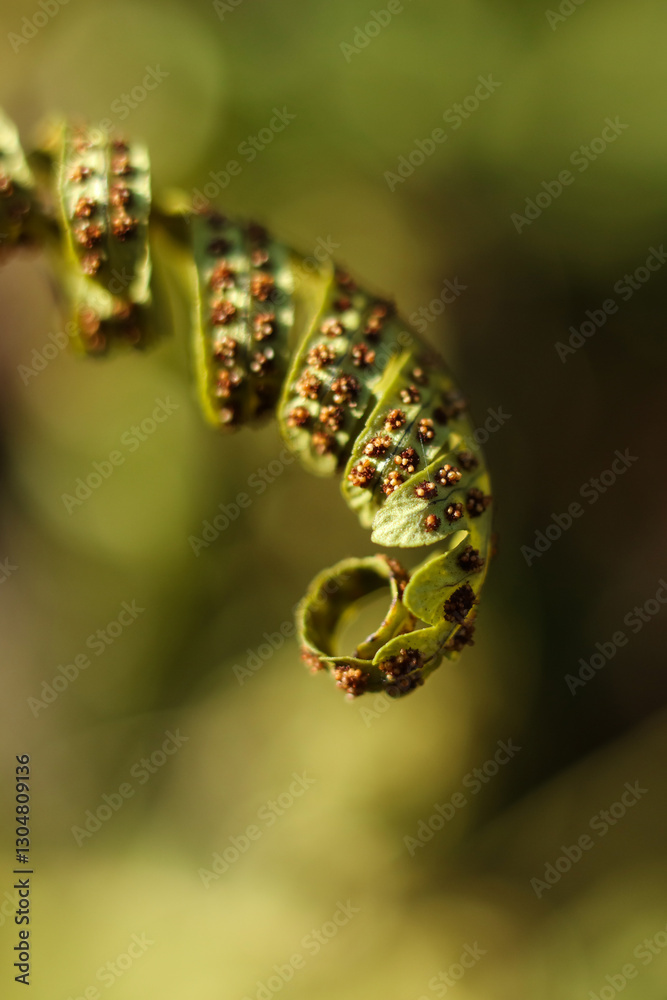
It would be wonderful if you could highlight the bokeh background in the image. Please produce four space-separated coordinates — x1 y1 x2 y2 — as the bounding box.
1 1 666 997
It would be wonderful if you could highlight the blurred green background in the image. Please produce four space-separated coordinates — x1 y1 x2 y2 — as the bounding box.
1 1 666 997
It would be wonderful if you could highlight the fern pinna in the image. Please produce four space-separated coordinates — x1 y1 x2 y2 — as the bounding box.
1 111 493 699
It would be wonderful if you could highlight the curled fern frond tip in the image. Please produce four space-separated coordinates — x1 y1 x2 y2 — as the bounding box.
0 110 493 700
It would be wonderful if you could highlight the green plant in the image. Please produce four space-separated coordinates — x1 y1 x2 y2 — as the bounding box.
1 113 493 699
